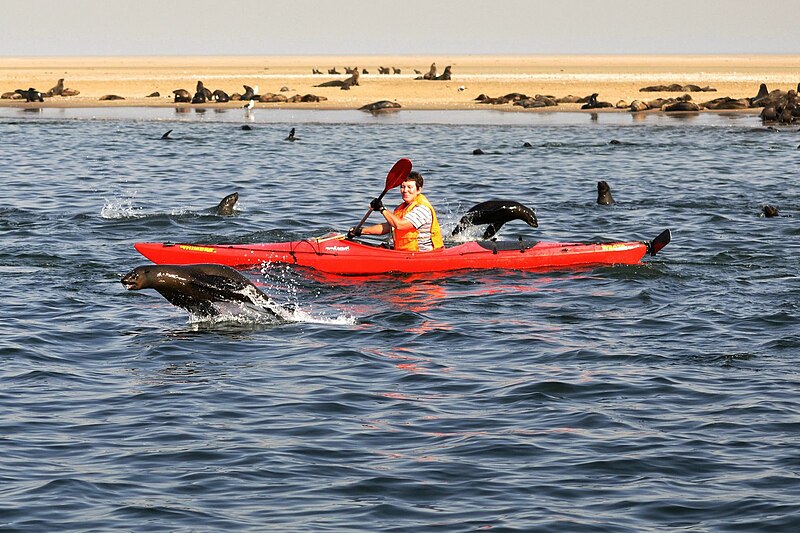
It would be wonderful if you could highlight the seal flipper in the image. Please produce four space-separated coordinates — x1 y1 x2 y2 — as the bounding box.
482 223 502 240
156 288 220 316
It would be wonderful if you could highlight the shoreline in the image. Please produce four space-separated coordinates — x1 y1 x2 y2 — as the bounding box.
2 55 798 112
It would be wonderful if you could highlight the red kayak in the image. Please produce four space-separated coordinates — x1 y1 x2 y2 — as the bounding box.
134 229 671 275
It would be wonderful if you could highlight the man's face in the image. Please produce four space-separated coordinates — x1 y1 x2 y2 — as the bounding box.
400 180 420 204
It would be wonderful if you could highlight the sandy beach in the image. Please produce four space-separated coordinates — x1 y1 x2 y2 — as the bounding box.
1 55 798 111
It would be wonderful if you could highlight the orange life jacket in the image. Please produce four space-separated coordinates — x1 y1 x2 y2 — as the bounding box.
392 193 444 251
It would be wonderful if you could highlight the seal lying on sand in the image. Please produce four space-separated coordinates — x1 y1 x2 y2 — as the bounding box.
436 66 452 81
597 181 615 205
121 263 290 320
451 200 538 239
46 79 64 97
212 89 230 103
581 93 614 110
173 89 191 103
15 88 44 102
315 69 360 90
359 100 401 112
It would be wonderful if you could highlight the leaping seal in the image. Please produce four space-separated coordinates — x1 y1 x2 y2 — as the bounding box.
451 200 538 239
121 263 290 320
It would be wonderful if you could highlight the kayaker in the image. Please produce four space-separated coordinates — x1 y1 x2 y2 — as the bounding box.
348 171 444 251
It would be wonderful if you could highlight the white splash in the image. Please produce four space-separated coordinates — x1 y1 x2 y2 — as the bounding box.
187 270 357 327
100 196 143 219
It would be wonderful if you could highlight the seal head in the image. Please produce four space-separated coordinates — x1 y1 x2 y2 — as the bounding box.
597 181 615 205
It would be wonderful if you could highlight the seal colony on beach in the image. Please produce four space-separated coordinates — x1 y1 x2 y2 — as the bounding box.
1 56 798 113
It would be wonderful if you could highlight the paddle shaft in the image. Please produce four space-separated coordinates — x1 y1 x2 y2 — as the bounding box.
353 188 391 232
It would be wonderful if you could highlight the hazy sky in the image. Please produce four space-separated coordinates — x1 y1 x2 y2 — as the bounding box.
2 0 798 56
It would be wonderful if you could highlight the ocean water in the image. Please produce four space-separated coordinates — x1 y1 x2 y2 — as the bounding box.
1 107 799 531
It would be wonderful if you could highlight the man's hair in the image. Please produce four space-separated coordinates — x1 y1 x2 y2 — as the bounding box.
405 171 423 189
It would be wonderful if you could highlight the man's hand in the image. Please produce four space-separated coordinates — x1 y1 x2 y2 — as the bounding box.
347 226 363 239
370 198 385 212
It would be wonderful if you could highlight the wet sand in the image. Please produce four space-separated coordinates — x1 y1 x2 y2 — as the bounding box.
1 55 798 111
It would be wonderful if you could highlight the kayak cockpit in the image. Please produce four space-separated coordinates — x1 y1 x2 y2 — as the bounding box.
475 239 539 253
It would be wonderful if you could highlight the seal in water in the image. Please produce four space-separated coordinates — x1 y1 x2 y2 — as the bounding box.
215 192 239 215
451 200 538 239
597 181 615 205
121 263 289 319
285 127 297 141
762 205 780 217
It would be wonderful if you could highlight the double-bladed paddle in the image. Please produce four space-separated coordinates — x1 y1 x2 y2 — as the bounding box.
350 158 412 236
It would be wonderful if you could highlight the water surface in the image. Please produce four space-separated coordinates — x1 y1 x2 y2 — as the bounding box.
1 107 799 531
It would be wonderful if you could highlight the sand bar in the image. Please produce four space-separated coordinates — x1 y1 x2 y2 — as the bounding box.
1 55 798 111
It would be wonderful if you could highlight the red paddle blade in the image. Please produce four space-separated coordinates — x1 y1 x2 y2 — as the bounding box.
384 158 412 192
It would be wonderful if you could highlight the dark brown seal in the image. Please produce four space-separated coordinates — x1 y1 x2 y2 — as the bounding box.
14 88 44 102
215 192 239 215
581 93 614 110
46 79 64 97
359 100 401 112
121 263 289 319
597 181 615 205
451 200 538 239
173 89 191 103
